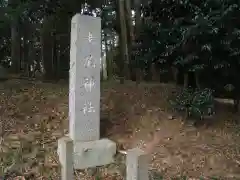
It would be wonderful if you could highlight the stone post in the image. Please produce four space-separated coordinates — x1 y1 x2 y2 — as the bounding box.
126 148 149 180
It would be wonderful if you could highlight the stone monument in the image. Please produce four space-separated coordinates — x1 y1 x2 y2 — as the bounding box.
58 14 116 170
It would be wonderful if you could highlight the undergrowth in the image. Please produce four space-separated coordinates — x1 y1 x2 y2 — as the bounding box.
170 87 214 120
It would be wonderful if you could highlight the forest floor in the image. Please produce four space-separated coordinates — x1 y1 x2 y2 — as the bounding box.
0 79 240 180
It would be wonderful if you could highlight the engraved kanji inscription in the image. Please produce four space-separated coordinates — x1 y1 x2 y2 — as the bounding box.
68 15 101 142
88 32 93 43
83 77 95 92
82 101 95 115
84 55 96 68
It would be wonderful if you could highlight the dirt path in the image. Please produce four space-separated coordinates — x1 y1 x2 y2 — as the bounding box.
0 80 240 179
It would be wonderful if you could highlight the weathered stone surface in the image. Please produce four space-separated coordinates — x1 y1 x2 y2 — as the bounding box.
58 136 74 180
126 148 150 180
58 137 116 169
69 14 101 142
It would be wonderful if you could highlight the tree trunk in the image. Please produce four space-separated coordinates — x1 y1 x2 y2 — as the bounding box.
134 0 142 85
9 0 21 74
28 39 35 77
41 16 55 81
102 54 108 81
124 0 134 79
184 73 189 88
195 71 200 88
151 63 160 82
172 66 178 84
52 32 58 80
56 43 61 80
22 26 29 76
108 34 115 80
102 32 108 80
118 0 129 84
10 15 21 74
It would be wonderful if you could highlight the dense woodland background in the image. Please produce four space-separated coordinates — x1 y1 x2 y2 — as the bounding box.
1 0 240 118
1 1 240 179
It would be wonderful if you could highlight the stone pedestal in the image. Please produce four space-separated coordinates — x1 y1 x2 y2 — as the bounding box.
58 136 116 169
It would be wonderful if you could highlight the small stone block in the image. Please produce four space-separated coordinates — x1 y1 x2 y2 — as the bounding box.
126 148 149 180
58 136 116 169
73 138 116 169
58 136 74 180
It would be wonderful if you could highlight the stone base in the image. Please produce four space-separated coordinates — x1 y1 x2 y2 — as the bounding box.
58 135 116 169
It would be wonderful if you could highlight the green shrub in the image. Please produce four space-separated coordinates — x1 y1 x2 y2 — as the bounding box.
170 88 214 120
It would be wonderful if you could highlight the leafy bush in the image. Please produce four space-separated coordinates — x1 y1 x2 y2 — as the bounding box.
170 88 214 120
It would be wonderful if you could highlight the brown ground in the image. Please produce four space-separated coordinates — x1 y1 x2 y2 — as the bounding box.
0 79 240 180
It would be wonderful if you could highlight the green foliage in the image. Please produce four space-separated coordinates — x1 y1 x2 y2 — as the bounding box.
94 174 101 180
101 0 116 31
134 0 240 75
170 88 214 120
